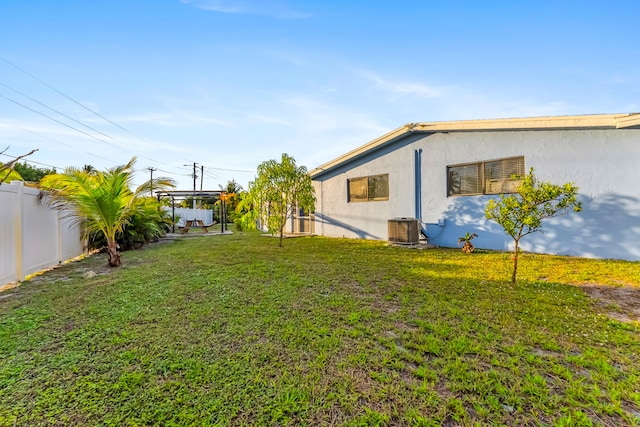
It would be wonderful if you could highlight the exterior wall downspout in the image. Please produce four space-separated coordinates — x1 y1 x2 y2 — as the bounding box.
414 149 428 239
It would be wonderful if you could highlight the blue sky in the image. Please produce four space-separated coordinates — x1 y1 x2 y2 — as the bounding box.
1 0 638 190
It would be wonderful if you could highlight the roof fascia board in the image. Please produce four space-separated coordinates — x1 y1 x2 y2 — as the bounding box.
309 113 640 179
413 114 629 132
615 113 640 128
309 123 419 178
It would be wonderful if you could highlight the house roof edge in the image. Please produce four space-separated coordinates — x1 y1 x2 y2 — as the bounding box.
309 113 640 179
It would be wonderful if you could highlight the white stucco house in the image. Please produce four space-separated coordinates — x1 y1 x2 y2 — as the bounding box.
309 113 640 261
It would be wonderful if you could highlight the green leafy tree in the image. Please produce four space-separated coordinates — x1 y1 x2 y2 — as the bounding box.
40 157 175 267
245 153 315 247
485 168 582 284
180 195 217 210
13 162 56 182
221 178 243 195
234 191 255 231
217 179 244 223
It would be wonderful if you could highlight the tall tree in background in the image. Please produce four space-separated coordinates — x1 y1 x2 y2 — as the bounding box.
218 179 244 224
485 168 582 284
221 178 243 195
40 157 175 267
245 153 315 247
13 162 56 182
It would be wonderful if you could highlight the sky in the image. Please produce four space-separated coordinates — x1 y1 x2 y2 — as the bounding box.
1 0 639 191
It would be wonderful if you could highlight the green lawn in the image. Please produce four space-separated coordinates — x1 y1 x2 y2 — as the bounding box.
1 233 639 426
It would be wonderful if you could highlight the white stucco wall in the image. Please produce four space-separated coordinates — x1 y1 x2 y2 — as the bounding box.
313 135 420 239
312 129 640 261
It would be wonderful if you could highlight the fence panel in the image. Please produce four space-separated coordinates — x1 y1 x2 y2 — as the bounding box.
21 185 60 277
166 207 213 227
60 215 83 261
0 181 84 287
0 182 19 284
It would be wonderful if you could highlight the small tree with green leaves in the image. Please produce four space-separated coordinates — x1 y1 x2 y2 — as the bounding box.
485 168 582 284
245 153 315 247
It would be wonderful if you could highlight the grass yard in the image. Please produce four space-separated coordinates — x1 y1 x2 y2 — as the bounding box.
1 232 639 426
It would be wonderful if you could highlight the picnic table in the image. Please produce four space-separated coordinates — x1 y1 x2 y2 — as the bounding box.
182 219 208 233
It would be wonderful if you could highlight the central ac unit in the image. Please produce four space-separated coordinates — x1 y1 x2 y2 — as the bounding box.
388 218 419 244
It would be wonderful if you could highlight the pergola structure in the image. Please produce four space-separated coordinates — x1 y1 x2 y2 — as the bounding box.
155 190 228 233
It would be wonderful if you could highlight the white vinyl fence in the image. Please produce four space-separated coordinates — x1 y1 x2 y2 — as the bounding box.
164 207 214 227
0 181 84 287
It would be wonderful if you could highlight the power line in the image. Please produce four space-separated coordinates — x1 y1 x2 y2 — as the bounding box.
0 119 119 166
0 55 129 132
0 81 116 140
0 92 121 148
155 167 179 175
0 57 254 185
0 151 60 170
1 58 190 172
207 166 254 173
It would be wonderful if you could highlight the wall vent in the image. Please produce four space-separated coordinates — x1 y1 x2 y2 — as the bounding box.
388 218 419 244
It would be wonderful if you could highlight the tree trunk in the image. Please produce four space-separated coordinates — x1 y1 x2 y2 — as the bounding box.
107 238 122 267
279 225 284 247
511 239 519 284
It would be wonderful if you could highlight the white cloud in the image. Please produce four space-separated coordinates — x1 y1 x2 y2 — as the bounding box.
359 70 443 99
180 0 311 19
112 112 235 128
249 115 294 126
262 49 309 67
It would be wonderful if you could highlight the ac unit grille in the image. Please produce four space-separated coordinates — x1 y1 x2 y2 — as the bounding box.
388 218 419 244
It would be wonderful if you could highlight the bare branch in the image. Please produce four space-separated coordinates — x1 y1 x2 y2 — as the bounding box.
0 147 39 183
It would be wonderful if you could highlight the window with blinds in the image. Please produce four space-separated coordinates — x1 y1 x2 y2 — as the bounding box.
447 156 524 196
348 174 389 202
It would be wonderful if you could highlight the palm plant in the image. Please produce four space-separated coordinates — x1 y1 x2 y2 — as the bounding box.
40 157 175 267
458 232 478 254
86 197 174 251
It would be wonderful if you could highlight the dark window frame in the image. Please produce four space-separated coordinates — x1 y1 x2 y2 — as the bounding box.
348 173 389 202
447 156 525 197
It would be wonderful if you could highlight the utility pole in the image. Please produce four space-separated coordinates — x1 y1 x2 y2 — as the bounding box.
199 165 205 209
191 162 197 209
148 167 157 196
184 162 198 209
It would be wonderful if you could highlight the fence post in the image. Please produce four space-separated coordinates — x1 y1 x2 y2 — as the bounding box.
57 210 63 264
13 181 24 282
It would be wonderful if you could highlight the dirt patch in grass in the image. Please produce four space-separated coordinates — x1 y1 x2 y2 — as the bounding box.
580 284 640 323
